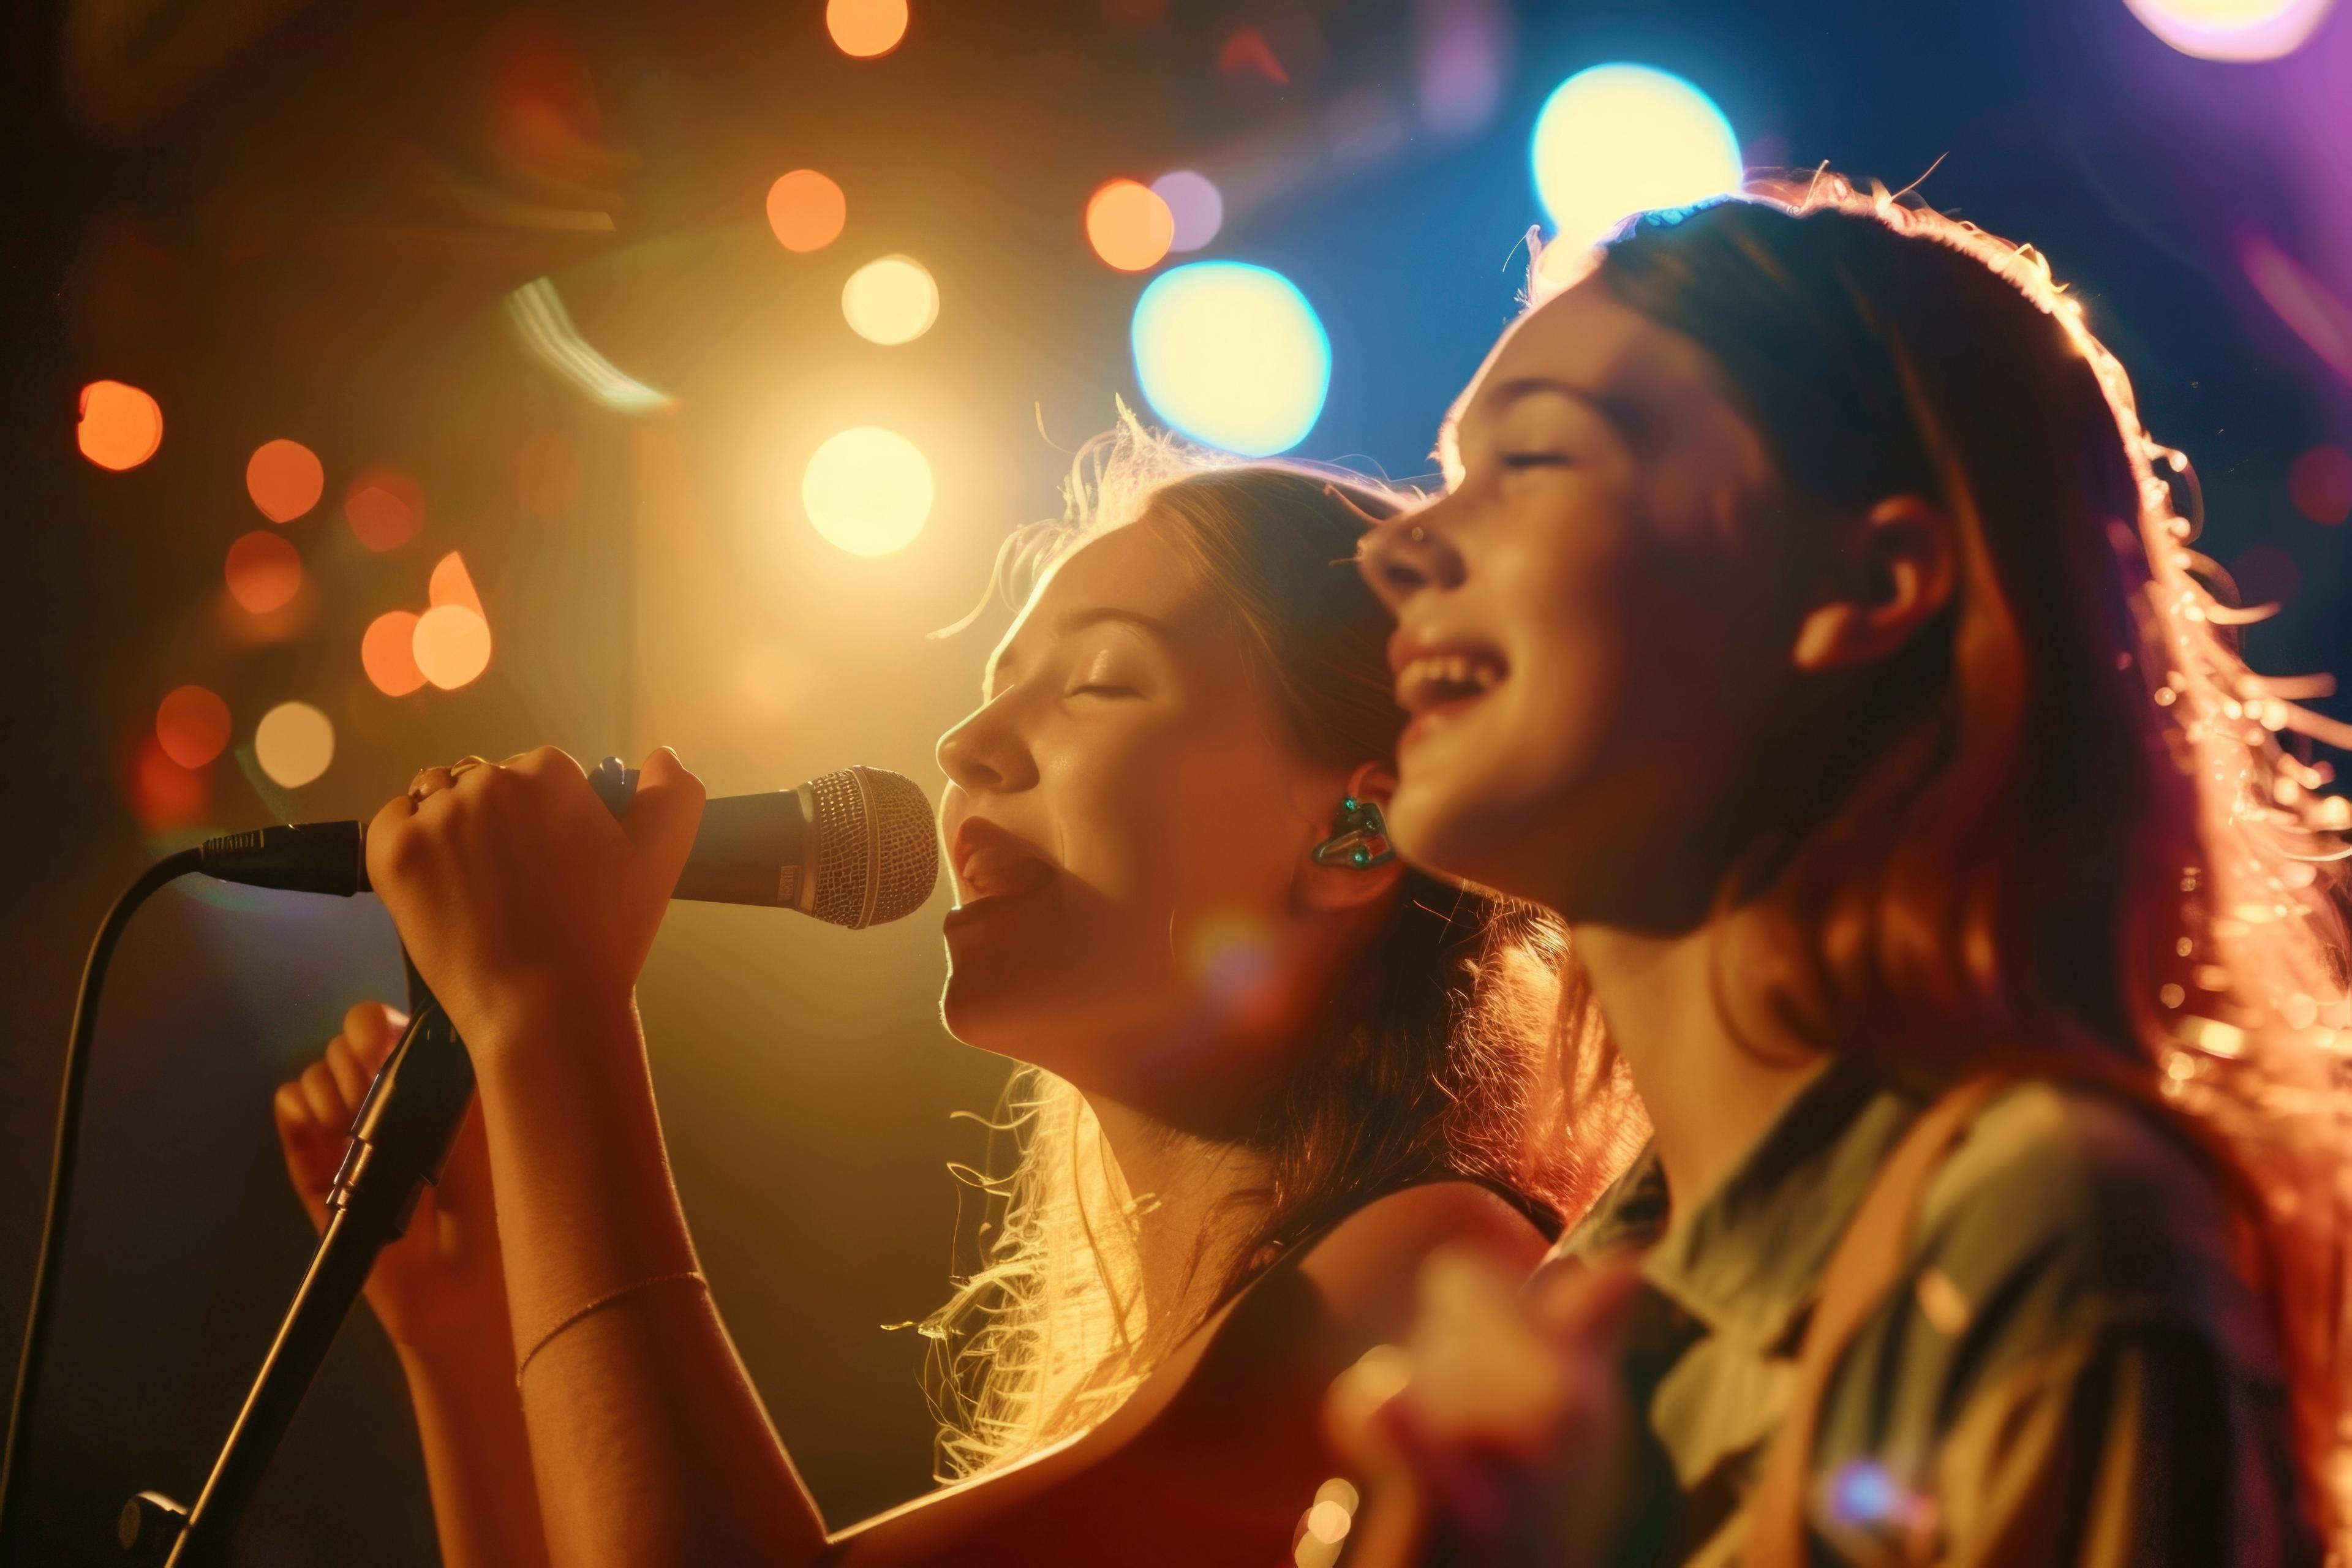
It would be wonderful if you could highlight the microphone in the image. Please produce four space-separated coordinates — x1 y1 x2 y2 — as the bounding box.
192 761 940 930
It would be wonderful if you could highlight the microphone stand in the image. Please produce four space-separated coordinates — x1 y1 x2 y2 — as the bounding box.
128 960 477 1567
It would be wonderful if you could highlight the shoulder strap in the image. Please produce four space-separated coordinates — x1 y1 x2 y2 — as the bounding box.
1741 1074 2006 1568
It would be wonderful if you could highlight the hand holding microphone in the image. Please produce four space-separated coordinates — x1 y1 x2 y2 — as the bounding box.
363 747 706 1063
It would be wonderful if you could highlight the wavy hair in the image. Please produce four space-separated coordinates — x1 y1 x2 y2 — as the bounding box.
919 414 1638 1479
1509 173 2352 1540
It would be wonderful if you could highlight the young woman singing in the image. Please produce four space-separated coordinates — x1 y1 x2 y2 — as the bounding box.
274 427 1605 1565
1333 176 2347 1566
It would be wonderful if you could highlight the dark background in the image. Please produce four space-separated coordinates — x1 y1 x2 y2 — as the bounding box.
2 0 2347 1562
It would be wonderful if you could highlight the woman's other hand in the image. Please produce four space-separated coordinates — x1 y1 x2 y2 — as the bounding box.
272 1000 508 1361
1324 1250 1642 1568
363 747 705 1058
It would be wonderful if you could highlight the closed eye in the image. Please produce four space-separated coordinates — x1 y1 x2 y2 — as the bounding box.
1501 451 1571 469
1067 684 1137 699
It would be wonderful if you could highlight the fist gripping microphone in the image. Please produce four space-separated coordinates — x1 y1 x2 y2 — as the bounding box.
194 758 940 929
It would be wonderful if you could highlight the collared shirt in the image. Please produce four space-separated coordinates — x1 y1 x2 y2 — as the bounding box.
1546 1060 2317 1567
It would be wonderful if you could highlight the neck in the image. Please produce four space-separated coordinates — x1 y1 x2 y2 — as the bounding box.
1567 903 1825 1214
1081 1094 1274 1339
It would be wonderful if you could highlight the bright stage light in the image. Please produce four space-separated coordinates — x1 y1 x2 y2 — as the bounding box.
1152 171 1224 253
767 169 847 253
842 255 939 344
246 439 323 522
827 0 908 58
77 380 162 471
156 685 230 769
801 426 933 556
1530 64 1742 252
1086 179 1175 272
1131 262 1330 457
255 701 334 789
2123 0 2334 60
413 605 493 690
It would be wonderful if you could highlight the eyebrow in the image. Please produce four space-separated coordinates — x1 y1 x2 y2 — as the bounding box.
1456 375 1645 448
986 606 1176 693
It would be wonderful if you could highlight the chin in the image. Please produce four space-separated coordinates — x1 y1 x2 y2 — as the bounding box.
1388 769 1553 907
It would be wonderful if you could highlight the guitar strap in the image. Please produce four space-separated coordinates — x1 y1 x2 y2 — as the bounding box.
1740 1075 2006 1568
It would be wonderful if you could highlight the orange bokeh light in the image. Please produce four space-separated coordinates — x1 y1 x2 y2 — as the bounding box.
413 605 493 690
767 169 847 253
126 734 209 831
156 685 231 769
1085 179 1175 272
225 530 303 615
429 551 484 614
345 467 424 552
826 0 909 58
363 611 427 696
78 380 163 470
247 439 325 522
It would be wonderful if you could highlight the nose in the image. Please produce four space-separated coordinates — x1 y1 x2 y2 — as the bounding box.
935 693 1036 796
1357 503 1466 612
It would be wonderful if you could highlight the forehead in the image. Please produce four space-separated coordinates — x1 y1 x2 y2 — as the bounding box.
987 519 1206 676
1455 275 1727 437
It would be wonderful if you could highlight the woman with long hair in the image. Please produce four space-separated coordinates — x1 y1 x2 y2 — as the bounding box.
1331 174 2350 1566
273 424 1599 1564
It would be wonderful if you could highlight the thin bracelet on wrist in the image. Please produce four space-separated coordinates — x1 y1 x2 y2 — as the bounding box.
514 1269 709 1390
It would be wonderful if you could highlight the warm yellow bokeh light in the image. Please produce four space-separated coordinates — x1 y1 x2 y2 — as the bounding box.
841 255 939 345
413 604 493 690
1531 64 1742 252
255 701 335 788
801 426 933 556
77 380 163 470
1085 179 1175 272
246 438 324 522
826 0 908 57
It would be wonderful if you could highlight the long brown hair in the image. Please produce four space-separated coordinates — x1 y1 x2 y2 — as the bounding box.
921 416 1632 1478
1536 174 2352 1537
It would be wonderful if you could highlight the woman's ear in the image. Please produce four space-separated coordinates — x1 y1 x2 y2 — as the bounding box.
1790 494 1959 672
1297 761 1407 914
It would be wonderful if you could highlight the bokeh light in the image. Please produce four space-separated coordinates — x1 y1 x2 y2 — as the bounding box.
345 468 424 552
1152 170 1224 252
413 605 494 690
1530 64 1743 252
77 380 163 470
429 551 485 613
255 701 335 788
363 611 427 696
826 0 909 58
2123 0 2335 61
246 439 324 522
1132 262 1330 456
801 426 933 556
767 169 847 252
127 735 209 831
155 685 231 769
842 255 940 345
1085 179 1176 271
2288 445 2352 525
225 530 303 615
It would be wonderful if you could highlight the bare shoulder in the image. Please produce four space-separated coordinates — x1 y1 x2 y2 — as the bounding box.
1291 1180 1552 1336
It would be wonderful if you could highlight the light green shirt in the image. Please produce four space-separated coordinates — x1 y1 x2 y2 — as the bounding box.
1548 1062 2315 1566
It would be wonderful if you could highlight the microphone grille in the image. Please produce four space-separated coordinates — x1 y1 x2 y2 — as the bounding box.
805 766 940 929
